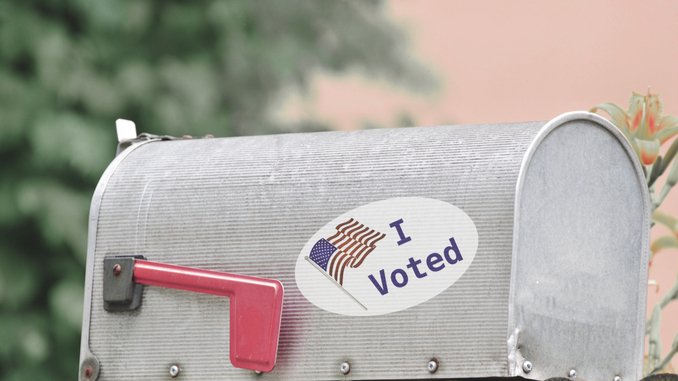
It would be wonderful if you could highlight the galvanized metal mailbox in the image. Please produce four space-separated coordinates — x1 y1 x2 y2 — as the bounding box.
79 112 650 381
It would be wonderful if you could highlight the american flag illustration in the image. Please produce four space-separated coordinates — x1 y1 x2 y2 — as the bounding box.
307 218 385 286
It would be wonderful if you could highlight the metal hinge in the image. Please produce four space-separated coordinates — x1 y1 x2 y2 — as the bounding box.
115 119 183 155
115 119 216 155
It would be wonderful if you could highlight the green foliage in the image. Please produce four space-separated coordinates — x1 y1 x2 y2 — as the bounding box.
0 1 431 378
593 93 678 374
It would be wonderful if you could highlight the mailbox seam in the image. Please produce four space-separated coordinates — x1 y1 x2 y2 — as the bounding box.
79 140 158 368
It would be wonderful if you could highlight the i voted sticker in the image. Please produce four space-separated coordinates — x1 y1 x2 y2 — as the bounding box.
294 197 478 316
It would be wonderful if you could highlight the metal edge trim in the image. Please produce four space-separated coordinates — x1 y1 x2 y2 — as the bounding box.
506 111 652 378
78 140 157 366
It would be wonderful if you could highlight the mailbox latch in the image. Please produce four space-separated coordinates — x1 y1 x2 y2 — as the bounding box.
102 255 284 373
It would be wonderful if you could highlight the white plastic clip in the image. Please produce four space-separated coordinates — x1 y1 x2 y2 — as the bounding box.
116 119 137 143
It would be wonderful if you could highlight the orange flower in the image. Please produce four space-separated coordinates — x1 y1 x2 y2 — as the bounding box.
636 139 661 165
591 92 678 166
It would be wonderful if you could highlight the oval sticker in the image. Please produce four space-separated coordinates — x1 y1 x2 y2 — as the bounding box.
295 197 478 316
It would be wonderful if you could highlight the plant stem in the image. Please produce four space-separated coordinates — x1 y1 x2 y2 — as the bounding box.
659 277 678 309
651 332 678 374
655 182 675 209
648 305 662 371
653 210 678 230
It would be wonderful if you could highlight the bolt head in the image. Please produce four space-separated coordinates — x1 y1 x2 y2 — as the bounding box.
568 369 577 378
80 357 99 381
169 364 180 378
112 264 122 276
613 376 621 381
522 360 533 373
339 362 350 375
427 359 439 373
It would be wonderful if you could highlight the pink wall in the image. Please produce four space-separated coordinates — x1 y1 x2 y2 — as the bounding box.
279 0 678 371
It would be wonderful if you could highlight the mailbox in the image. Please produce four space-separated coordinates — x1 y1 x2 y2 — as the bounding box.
79 112 650 381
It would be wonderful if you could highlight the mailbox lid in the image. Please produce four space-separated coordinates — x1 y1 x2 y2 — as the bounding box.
509 114 650 381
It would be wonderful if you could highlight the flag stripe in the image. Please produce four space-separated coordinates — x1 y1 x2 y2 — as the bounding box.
327 220 359 242
328 233 351 248
337 219 360 233
341 240 364 257
328 251 341 278
337 220 360 234
337 232 364 253
351 246 377 268
328 251 353 285
335 218 355 231
344 222 366 238
354 227 375 244
348 226 370 242
329 250 350 279
313 218 385 285
337 254 352 285
364 231 386 247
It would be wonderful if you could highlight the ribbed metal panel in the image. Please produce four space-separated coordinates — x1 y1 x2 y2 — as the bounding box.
85 122 543 380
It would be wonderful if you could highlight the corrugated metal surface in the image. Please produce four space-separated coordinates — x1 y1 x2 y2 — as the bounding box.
81 114 650 381
85 122 541 380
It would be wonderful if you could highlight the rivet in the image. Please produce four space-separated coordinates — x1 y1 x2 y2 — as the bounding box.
254 370 262 375
169 364 180 378
340 361 350 375
568 368 577 378
80 356 99 381
614 376 621 381
112 264 122 276
522 360 533 373
427 359 439 373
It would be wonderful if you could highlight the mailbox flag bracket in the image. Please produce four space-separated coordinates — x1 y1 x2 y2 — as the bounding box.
102 256 284 373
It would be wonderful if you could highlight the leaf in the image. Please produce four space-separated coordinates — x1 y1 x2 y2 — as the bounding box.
0 244 40 309
658 115 678 133
660 278 678 308
29 113 114 181
655 126 678 144
0 313 50 365
636 138 661 166
666 151 678 187
48 279 83 332
649 155 664 186
591 102 630 136
628 92 647 135
648 305 662 368
0 73 43 148
16 179 90 261
651 236 678 254
646 93 665 135
0 183 20 226
650 331 678 375
653 210 678 229
660 137 678 174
